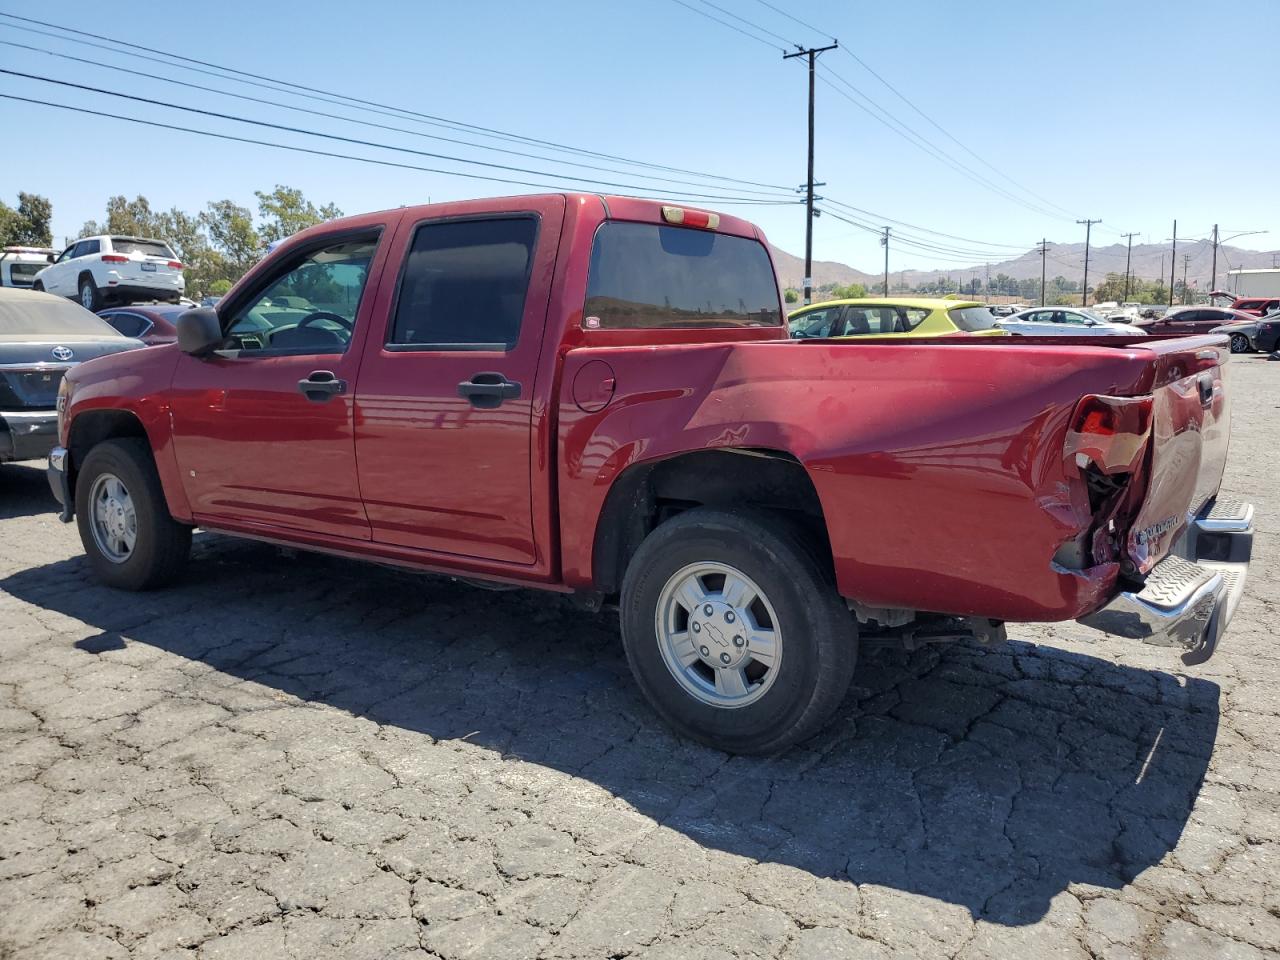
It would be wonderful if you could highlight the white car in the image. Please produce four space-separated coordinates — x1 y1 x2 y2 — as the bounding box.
0 246 56 288
32 235 185 310
998 307 1147 336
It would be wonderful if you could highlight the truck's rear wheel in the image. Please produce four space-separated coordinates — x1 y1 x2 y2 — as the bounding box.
75 438 191 590
620 508 857 755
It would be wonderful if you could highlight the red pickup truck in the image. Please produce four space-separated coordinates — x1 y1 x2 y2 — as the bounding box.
47 194 1254 754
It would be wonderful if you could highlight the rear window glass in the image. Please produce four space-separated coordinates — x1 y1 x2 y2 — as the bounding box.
110 238 175 259
0 293 123 336
948 306 999 331
584 222 780 329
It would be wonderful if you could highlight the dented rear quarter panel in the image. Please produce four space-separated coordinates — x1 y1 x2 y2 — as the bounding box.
558 336 1203 622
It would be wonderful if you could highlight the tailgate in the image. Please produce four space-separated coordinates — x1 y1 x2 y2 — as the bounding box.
1125 337 1230 573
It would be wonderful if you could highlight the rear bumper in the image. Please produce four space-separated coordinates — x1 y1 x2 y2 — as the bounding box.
1078 498 1253 664
102 283 181 304
0 409 58 462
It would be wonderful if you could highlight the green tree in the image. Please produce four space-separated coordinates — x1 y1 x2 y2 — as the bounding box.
829 282 867 299
0 192 54 246
254 185 343 244
202 200 260 275
783 288 799 304
81 195 161 238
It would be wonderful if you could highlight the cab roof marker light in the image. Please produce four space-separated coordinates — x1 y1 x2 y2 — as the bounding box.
661 206 719 230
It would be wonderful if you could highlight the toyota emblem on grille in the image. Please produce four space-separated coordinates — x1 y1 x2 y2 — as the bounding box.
51 345 74 361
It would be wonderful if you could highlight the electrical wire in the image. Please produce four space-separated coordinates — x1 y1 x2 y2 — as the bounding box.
666 0 787 51
0 69 801 203
0 92 801 207
0 38 797 196
0 12 792 191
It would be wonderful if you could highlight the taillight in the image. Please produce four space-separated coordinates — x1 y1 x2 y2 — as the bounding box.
1065 394 1154 475
661 205 720 230
101 254 128 263
168 260 183 269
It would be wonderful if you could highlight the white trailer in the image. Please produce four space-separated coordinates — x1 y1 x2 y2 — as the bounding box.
1227 268 1280 297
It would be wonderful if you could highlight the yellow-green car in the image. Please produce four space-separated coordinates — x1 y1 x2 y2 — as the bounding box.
787 297 1008 340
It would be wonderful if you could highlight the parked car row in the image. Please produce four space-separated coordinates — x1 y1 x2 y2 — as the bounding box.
16 193 1253 754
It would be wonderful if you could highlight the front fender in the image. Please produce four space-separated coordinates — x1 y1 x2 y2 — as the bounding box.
64 345 191 522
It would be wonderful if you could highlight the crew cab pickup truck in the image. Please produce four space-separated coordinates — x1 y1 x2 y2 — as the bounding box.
47 194 1254 754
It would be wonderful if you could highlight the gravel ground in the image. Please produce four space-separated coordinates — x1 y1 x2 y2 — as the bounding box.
1 356 1277 960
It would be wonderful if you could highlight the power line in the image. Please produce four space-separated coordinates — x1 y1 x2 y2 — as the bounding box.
0 38 796 197
666 0 785 51
820 198 1026 251
0 12 791 191
0 92 799 207
695 0 799 47
1 69 801 204
746 1 1085 224
816 69 1073 223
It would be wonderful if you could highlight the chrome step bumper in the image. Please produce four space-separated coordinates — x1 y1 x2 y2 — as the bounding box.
1078 497 1252 665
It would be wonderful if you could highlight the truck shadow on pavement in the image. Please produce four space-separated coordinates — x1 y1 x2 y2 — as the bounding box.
1 534 1220 926
0 462 58 520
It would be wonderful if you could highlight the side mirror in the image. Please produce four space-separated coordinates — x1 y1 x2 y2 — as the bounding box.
1084 319 1097 326
176 307 224 357
47 253 55 263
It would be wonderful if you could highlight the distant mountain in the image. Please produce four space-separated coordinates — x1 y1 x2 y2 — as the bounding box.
771 239 1280 292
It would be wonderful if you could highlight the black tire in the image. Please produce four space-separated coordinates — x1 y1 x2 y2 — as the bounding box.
1229 333 1251 354
31 280 44 292
620 507 857 755
77 274 100 311
75 438 191 590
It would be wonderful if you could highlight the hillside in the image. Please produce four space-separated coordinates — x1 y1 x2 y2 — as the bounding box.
771 239 1280 292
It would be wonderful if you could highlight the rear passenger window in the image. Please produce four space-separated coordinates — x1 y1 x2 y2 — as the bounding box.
103 312 149 338
389 217 537 350
585 222 781 329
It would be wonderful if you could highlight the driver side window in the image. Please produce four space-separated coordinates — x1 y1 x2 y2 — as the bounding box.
223 234 379 354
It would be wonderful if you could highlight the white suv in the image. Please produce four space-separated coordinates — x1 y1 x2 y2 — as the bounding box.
33 235 185 310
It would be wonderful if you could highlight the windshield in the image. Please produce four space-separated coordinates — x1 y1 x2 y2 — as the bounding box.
110 238 176 259
947 306 999 331
585 223 781 328
0 293 124 336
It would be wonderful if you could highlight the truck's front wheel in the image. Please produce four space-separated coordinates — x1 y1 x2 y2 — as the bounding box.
75 438 192 590
620 508 857 755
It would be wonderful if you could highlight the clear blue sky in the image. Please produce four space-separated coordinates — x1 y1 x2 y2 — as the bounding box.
3 0 1277 274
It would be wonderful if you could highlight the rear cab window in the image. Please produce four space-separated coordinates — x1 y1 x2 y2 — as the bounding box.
948 306 999 331
584 222 781 329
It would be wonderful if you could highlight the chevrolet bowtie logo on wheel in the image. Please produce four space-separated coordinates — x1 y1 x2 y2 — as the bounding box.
50 345 74 361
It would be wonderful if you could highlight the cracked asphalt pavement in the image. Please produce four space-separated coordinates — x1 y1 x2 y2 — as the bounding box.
2 357 1278 959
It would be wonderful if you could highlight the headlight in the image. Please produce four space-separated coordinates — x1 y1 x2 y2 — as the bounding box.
56 375 72 440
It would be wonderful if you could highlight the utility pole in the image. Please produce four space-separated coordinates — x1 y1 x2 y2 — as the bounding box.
1077 219 1101 306
1210 224 1219 293
984 262 990 303
1121 232 1138 302
783 41 838 306
1182 253 1191 304
1037 239 1049 306
880 226 890 295
1169 219 1177 308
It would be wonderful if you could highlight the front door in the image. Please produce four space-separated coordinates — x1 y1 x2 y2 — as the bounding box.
353 197 565 564
169 228 393 540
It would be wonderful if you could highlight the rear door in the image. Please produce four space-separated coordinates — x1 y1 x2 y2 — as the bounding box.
352 196 564 564
169 224 396 540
